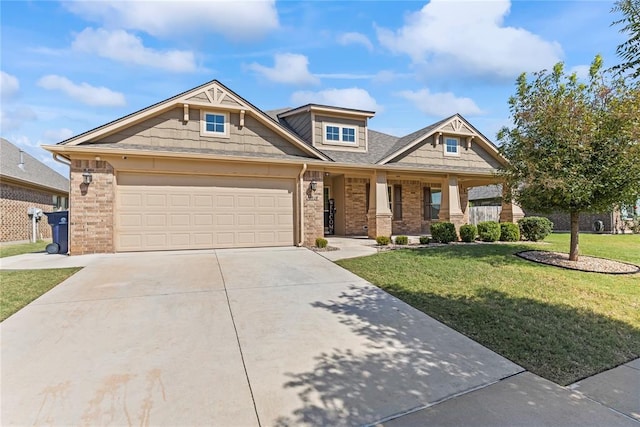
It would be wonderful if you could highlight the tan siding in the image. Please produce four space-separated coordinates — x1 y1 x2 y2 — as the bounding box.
313 115 367 151
185 92 209 103
392 135 502 170
283 113 313 143
220 96 242 107
93 107 310 157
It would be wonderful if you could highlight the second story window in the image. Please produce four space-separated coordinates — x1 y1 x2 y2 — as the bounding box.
445 137 459 156
201 111 230 137
324 123 358 145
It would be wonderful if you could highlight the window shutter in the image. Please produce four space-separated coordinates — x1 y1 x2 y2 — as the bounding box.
423 187 431 221
394 185 402 220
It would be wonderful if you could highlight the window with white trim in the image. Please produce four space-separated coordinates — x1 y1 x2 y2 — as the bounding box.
444 137 459 156
323 123 358 145
201 111 229 137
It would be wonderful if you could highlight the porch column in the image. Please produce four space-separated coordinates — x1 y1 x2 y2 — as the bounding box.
438 175 465 229
367 171 392 238
499 187 525 223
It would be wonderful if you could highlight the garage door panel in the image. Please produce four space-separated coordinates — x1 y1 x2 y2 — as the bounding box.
116 173 294 252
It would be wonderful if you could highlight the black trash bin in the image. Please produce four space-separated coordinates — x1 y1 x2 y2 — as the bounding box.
44 211 69 254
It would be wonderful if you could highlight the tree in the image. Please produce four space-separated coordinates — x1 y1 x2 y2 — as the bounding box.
498 55 640 261
611 0 640 78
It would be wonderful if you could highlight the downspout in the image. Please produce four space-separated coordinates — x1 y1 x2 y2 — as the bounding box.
298 163 307 246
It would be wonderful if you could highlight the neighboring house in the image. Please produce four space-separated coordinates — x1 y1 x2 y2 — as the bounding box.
43 80 522 255
468 183 639 233
1 138 70 242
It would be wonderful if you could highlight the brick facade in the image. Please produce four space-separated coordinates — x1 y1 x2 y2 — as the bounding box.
389 179 423 235
344 177 368 235
0 182 63 242
303 170 324 246
69 160 115 254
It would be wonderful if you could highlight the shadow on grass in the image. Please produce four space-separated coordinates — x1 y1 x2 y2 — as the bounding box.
273 284 639 426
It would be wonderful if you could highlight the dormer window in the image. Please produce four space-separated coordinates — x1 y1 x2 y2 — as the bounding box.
324 123 357 145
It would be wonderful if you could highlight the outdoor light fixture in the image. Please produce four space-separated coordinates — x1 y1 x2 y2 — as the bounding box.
310 180 317 192
82 170 93 185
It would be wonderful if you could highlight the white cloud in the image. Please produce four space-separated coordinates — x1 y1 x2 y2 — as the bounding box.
249 53 320 85
569 65 590 81
65 0 279 41
1 71 20 100
37 75 126 107
291 88 381 112
377 0 563 79
0 107 37 132
398 89 483 117
337 32 374 51
43 128 75 143
72 27 197 72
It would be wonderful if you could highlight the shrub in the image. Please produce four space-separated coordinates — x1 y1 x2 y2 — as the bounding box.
459 224 477 243
518 217 553 241
376 235 391 245
394 235 409 245
477 221 501 242
499 222 520 242
419 235 430 244
315 237 328 248
431 222 457 243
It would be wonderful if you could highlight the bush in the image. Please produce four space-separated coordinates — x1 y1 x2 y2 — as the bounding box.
459 224 477 242
477 221 501 242
376 236 391 245
518 217 553 241
499 222 520 241
315 237 328 248
394 235 409 245
419 235 430 244
431 222 457 243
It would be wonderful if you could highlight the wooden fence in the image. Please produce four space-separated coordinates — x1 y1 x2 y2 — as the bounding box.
469 206 501 225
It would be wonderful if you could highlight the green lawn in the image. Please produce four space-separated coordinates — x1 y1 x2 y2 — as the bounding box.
0 241 48 258
0 268 81 321
337 233 640 385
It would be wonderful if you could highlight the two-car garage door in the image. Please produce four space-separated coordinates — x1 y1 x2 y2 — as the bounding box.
115 173 294 252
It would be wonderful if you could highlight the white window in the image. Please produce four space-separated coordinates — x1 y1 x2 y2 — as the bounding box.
201 111 229 137
323 123 358 145
444 137 459 156
53 195 68 210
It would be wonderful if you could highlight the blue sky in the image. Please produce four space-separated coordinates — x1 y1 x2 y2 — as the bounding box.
0 0 624 176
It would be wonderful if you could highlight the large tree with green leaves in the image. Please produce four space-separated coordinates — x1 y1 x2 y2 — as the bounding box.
611 0 640 78
498 55 640 261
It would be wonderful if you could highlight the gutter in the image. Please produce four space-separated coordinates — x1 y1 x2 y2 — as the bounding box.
298 163 307 246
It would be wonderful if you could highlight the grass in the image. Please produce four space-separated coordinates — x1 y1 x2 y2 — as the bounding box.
0 241 48 258
337 233 640 385
0 268 81 321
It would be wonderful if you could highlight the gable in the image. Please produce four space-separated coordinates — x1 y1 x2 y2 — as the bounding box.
57 80 328 161
389 133 503 171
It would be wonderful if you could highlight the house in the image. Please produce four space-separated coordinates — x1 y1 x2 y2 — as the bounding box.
468 183 639 233
43 80 522 255
1 138 70 242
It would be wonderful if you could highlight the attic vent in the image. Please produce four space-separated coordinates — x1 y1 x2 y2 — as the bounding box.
18 150 25 171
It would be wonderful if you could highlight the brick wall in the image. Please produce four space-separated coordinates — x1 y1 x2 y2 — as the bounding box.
69 160 115 254
303 170 324 246
344 177 368 235
389 179 422 235
524 210 615 233
0 182 60 242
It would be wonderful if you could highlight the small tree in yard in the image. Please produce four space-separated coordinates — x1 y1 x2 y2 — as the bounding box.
498 55 640 261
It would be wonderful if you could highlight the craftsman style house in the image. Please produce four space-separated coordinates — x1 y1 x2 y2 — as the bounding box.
44 80 522 255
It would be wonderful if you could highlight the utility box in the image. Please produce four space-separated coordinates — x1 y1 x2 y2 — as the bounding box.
44 211 69 254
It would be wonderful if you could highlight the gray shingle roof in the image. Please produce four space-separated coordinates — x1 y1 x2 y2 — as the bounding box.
1 138 69 193
316 129 400 164
468 184 502 200
380 116 452 162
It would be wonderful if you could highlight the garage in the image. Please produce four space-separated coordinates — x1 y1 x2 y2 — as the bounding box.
115 173 295 252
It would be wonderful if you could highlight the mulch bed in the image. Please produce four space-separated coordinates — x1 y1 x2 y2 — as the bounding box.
516 250 640 275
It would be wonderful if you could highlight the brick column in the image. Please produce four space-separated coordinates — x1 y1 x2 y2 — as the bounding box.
499 186 525 223
302 170 324 246
439 175 465 229
69 160 115 254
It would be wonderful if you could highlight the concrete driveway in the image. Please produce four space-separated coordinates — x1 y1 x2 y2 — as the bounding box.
1 247 522 426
